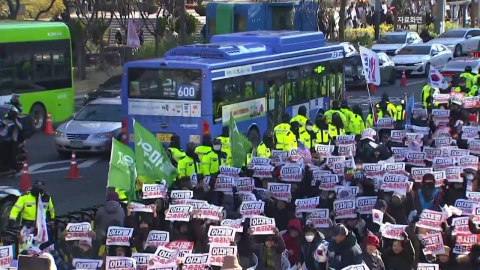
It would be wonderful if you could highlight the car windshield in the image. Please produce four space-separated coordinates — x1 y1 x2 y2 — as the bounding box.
444 60 479 70
439 30 466 38
74 104 121 122
397 46 431 55
377 34 406 44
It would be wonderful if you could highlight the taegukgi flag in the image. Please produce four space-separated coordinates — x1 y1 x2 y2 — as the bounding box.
359 46 381 86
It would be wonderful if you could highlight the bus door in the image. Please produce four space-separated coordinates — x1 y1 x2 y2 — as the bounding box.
266 75 286 131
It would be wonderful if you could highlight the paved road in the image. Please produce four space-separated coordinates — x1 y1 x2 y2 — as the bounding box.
0 77 425 216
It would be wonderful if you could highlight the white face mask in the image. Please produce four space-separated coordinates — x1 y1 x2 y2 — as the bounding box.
306 125 313 131
213 145 221 151
466 174 474 180
305 235 315 242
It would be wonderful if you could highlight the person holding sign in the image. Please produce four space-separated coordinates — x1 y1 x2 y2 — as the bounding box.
248 226 285 270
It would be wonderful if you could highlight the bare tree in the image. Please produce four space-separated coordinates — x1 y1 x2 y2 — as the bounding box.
113 0 135 34
35 0 57 20
5 0 20 19
136 0 164 55
338 0 347 40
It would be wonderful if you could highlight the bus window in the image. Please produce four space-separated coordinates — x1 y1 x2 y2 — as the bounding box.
285 69 300 105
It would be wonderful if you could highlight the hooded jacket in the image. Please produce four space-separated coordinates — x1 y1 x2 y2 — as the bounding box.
282 219 303 265
328 232 363 270
94 201 125 234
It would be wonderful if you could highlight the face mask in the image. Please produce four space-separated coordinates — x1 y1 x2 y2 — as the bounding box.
213 145 221 151
305 235 315 242
466 174 474 180
306 125 313 131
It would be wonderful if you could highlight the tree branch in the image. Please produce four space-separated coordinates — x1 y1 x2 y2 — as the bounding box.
35 0 56 20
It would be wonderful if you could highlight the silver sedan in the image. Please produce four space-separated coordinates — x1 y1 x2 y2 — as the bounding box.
54 98 122 158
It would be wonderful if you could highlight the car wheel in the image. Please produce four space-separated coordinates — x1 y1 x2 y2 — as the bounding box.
424 63 431 76
454 45 462 57
247 127 261 148
388 69 396 85
29 103 47 132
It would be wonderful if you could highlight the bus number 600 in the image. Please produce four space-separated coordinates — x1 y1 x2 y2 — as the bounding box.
178 87 196 97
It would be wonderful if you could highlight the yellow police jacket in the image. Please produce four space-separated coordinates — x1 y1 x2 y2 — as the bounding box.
194 145 212 161
350 114 365 135
201 150 227 176
256 142 271 158
340 108 354 132
115 188 128 203
10 193 55 222
395 105 405 121
324 109 347 127
460 72 475 88
314 129 330 144
216 136 231 158
328 124 345 139
365 114 374 128
177 155 202 178
283 131 298 151
421 85 434 108
290 115 308 128
299 130 313 149
274 123 291 149
376 102 397 118
168 147 186 162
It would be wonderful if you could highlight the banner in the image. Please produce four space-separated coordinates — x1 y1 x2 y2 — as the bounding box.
249 216 276 235
165 205 192 222
105 256 136 270
208 245 237 267
145 230 169 247
229 112 252 168
207 226 235 245
108 138 137 201
64 222 91 241
106 226 134 246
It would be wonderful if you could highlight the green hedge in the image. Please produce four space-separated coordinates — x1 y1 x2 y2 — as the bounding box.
135 36 196 59
345 22 461 48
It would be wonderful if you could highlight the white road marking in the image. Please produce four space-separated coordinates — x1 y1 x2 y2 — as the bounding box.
27 160 85 172
78 158 102 168
406 80 426 86
16 158 102 176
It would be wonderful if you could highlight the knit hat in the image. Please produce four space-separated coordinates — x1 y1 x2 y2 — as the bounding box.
221 256 241 270
366 234 380 248
106 191 119 202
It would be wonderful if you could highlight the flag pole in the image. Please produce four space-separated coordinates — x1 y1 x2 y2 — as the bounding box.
366 83 376 123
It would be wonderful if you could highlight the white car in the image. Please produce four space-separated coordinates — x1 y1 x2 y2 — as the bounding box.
372 31 423 56
428 28 480 57
391 43 453 75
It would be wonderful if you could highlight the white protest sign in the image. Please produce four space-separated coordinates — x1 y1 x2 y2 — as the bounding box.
106 226 134 246
239 201 264 218
165 204 192 222
295 197 320 213
105 256 136 270
64 222 92 241
250 216 276 235
145 230 169 247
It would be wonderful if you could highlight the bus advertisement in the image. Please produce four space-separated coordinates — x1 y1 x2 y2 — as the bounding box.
0 21 74 131
121 31 346 149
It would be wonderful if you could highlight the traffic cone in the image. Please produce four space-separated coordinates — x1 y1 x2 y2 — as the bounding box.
44 113 54 135
19 161 31 193
368 83 376 94
400 71 407 87
65 151 82 179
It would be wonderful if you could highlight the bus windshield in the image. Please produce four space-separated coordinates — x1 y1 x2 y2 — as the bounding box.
128 68 202 101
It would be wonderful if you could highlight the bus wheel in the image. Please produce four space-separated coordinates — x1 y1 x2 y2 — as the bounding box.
247 128 260 148
30 103 46 132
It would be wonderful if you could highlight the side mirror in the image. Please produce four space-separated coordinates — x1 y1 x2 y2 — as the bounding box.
466 35 473 39
407 38 414 44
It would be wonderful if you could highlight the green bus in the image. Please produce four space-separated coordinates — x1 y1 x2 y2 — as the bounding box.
0 21 73 131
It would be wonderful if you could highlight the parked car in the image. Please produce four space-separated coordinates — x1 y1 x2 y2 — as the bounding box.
391 44 453 76
440 57 480 86
372 31 423 56
428 28 480 57
83 75 122 105
345 52 396 88
54 98 122 158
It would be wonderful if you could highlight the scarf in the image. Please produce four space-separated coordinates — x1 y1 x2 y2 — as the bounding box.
263 245 275 270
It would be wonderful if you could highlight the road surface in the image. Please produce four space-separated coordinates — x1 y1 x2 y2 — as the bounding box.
0 78 424 215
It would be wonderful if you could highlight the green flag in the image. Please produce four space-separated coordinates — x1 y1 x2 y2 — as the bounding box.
133 120 178 186
107 138 137 201
229 112 252 167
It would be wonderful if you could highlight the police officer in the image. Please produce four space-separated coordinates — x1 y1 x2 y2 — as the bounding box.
195 134 214 161
328 113 346 140
201 138 227 176
5 94 22 113
460 66 476 89
394 99 406 126
9 180 55 227
350 105 365 135
324 100 347 127
421 83 435 109
114 188 129 204
313 114 330 145
256 131 274 158
178 142 202 178
454 77 471 95
375 93 397 118
274 113 291 150
365 106 375 128
290 105 309 129
167 135 185 167
216 126 231 158
299 120 315 149
283 121 300 151
340 100 354 134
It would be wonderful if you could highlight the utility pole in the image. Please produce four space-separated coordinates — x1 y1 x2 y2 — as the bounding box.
180 0 186 45
434 0 446 34
374 0 381 40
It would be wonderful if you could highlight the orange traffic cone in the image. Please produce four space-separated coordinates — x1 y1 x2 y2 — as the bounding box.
65 151 82 179
400 71 407 87
368 83 376 94
44 113 54 135
19 161 31 193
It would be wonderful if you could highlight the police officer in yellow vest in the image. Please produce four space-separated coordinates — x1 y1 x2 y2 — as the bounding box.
167 134 185 167
375 93 397 118
256 131 274 158
299 120 316 149
216 126 231 159
178 142 203 178
460 66 476 89
340 100 355 134
9 180 55 227
421 84 435 109
283 121 300 152
324 100 347 127
313 114 330 145
115 188 129 204
365 106 375 128
350 105 365 135
454 77 471 95
470 76 480 97
195 134 214 161
395 100 406 123
328 113 346 140
291 105 309 129
274 113 291 150
202 138 227 176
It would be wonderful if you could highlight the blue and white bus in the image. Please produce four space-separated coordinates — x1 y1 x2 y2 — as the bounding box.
121 31 346 148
